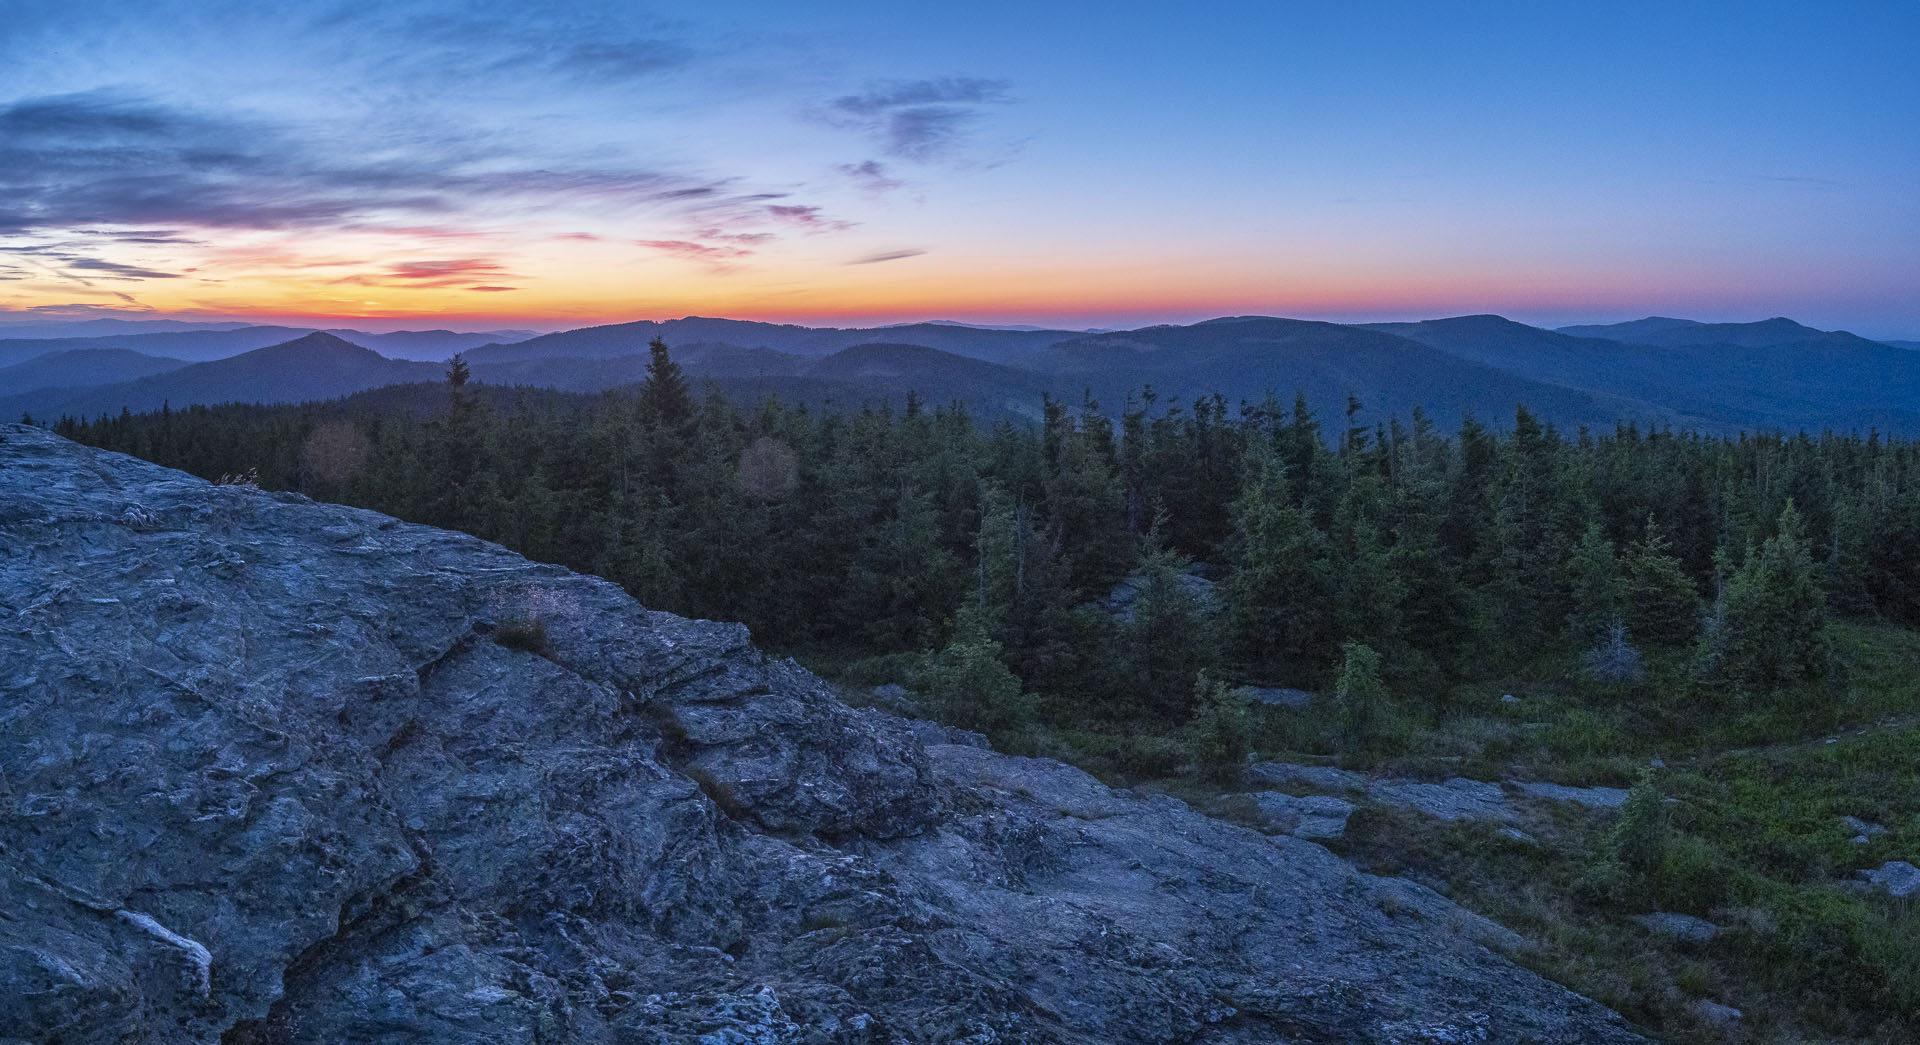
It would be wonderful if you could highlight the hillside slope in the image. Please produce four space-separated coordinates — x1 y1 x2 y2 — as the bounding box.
1031 316 1680 432
1380 315 1920 434
0 348 189 397
0 424 1643 1044
0 333 441 420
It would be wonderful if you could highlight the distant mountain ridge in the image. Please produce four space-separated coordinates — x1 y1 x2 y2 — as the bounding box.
1554 316 1882 350
9 312 1920 437
0 318 257 340
0 325 536 369
1372 315 1920 433
0 348 189 397
1 333 441 421
462 317 1079 366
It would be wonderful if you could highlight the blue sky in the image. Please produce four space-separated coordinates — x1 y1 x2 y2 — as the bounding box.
1 0 1914 335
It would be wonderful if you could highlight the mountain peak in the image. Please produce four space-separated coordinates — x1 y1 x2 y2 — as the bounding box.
268 330 374 353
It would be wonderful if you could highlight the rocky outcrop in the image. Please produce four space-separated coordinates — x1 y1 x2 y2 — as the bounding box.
1211 791 1356 840
1247 761 1632 827
0 425 1643 1043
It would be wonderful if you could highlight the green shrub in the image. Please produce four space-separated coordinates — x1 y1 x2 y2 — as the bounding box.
1609 771 1669 879
1580 771 1669 905
1185 675 1253 784
917 614 1032 737
1335 642 1388 751
1654 834 1731 915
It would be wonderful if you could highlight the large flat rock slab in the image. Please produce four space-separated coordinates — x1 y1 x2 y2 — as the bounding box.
0 425 1642 1043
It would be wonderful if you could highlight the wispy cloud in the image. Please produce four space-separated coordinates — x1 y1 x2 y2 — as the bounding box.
0 8 1011 306
766 204 854 232
837 160 905 195
825 77 1014 162
334 258 516 288
636 239 753 270
831 77 1012 116
65 257 181 279
692 227 775 246
0 240 183 285
559 40 698 81
2 302 159 318
848 249 926 265
0 91 745 238
320 7 703 89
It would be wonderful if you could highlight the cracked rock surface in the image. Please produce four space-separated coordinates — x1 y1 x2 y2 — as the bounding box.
0 425 1643 1043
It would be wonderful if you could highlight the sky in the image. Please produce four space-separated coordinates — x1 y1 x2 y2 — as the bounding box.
1 0 1915 336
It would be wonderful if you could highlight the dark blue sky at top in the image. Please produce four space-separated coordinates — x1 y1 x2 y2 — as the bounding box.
0 0 1914 333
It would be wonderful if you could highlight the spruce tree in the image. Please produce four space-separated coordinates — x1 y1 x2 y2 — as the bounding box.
1224 447 1335 677
1334 641 1388 751
1710 501 1829 692
1566 522 1624 645
638 336 694 429
1624 517 1700 647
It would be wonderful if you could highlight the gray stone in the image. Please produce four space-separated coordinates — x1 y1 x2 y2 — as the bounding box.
1102 563 1220 621
1861 860 1920 898
1633 913 1719 942
1215 791 1356 840
1843 815 1887 838
1370 777 1516 824
1688 999 1742 1028
1251 766 1632 828
0 426 1644 1044
1512 780 1631 809
1240 685 1313 709
905 717 990 749
868 681 921 714
1246 761 1368 794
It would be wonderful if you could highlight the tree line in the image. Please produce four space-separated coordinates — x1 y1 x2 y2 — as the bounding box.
51 340 1920 741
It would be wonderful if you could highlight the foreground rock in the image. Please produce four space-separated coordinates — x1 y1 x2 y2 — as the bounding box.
1247 761 1633 826
0 425 1642 1043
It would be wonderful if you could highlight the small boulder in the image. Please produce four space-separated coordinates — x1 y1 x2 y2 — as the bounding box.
1512 780 1630 810
1245 761 1366 794
1240 686 1313 709
1842 815 1887 839
1215 791 1355 841
1103 563 1220 621
1369 777 1514 824
1633 912 1718 942
1860 860 1920 898
868 682 922 716
1688 999 1742 1029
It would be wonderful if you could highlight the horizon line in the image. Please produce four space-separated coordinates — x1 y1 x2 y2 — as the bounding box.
1 308 1910 342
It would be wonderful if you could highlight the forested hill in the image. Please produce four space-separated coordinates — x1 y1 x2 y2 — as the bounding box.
56 350 1920 669
49 338 1920 1041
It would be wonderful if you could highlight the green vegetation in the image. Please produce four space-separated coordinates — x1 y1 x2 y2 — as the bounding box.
50 342 1920 1041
